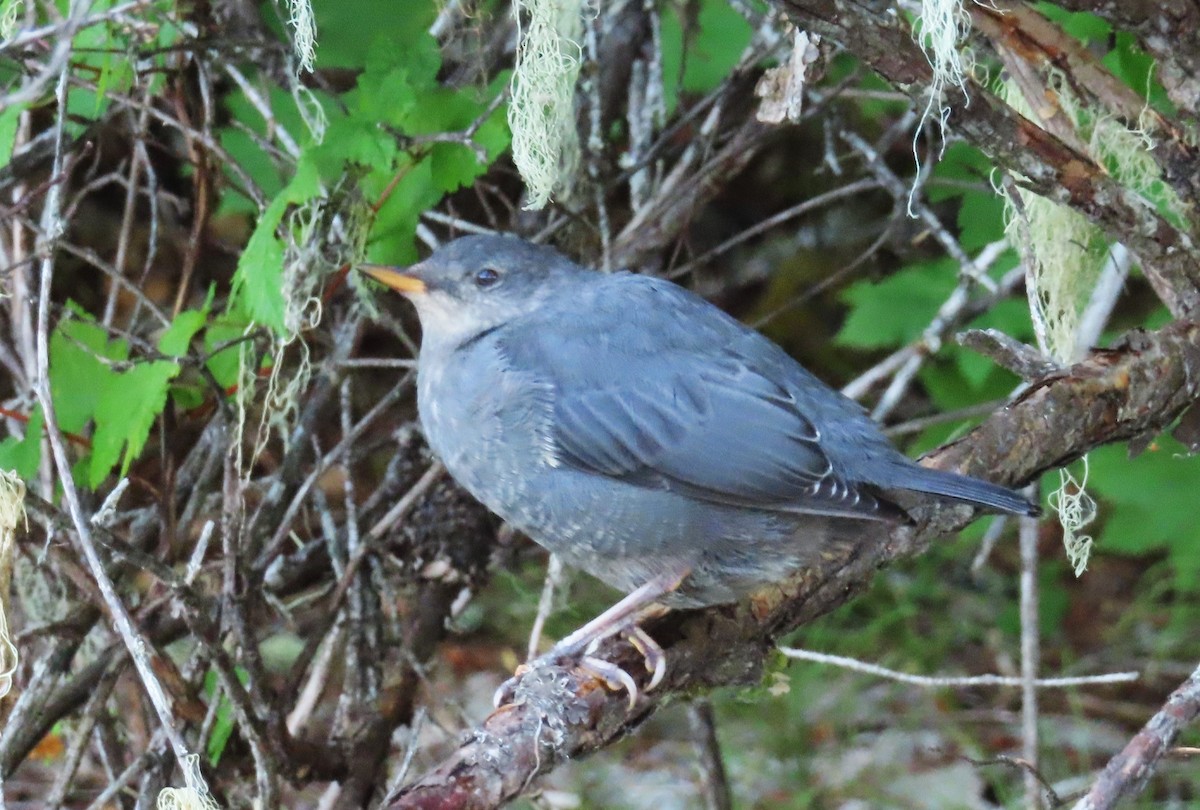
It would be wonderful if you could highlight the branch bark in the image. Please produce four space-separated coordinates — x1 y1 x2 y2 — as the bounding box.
771 0 1200 319
387 320 1200 808
1072 662 1200 810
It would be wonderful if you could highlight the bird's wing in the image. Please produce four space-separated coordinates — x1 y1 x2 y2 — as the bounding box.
498 274 880 517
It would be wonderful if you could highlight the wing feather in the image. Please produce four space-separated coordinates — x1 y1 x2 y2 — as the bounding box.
498 273 881 517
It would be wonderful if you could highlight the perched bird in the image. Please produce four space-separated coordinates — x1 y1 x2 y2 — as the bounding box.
360 234 1037 691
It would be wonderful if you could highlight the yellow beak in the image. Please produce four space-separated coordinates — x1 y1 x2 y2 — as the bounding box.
358 263 427 294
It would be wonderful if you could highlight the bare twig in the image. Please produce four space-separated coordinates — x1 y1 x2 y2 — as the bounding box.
1020 488 1043 810
778 647 1136 689
687 699 734 810
29 57 194 781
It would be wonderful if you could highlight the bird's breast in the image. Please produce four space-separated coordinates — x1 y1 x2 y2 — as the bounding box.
417 342 556 515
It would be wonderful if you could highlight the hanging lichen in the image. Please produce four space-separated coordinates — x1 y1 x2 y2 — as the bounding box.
508 0 584 209
0 469 24 699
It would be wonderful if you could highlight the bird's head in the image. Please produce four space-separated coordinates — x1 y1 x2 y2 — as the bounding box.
359 234 586 351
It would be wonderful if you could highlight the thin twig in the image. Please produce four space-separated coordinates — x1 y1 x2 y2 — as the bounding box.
1020 486 1043 810
687 699 733 810
29 57 194 779
778 647 1137 688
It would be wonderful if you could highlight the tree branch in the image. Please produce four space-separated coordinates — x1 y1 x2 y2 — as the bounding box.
771 0 1200 319
1072 662 1200 810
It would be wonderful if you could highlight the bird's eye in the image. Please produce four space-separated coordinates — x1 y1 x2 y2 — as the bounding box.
474 267 501 288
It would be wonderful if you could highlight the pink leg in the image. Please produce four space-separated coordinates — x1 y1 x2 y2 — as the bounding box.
552 567 686 656
494 567 689 708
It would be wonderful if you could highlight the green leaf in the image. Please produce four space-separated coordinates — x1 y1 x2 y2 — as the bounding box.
203 314 253 391
305 115 396 179
659 0 754 113
1087 438 1200 589
430 142 487 192
928 141 994 203
230 162 321 332
836 258 957 349
0 105 19 169
158 289 213 357
1035 4 1112 45
683 0 753 93
50 317 127 434
957 188 1007 251
0 406 44 481
364 158 444 265
233 194 288 331
88 360 180 487
323 2 438 70
203 665 250 765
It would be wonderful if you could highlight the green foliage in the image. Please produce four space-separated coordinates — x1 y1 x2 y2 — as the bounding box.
1087 438 1200 588
228 26 509 333
0 407 44 481
89 360 179 485
49 316 180 488
202 666 250 766
63 0 176 126
839 136 1200 591
836 257 959 350
659 0 754 113
1037 3 1172 111
1035 3 1111 44
1 3 510 491
230 163 322 332
0 105 18 168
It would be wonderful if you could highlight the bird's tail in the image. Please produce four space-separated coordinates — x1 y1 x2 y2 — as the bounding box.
878 463 1040 516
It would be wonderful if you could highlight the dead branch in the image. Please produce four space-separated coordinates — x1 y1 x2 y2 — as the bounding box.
1072 662 1200 810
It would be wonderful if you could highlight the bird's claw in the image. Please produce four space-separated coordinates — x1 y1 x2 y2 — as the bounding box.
580 655 640 709
627 625 667 690
492 627 667 710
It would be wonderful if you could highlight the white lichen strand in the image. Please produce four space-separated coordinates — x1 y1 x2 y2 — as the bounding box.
155 753 221 809
0 0 21 40
508 0 585 209
1049 461 1097 577
909 0 973 211
0 469 25 698
283 0 317 74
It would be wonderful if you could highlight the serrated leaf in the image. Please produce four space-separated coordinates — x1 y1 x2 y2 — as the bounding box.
231 162 321 333
957 189 1007 251
364 159 443 265
305 116 396 179
684 0 753 93
203 315 253 390
88 360 180 487
50 318 127 434
1102 33 1170 109
0 105 19 169
836 258 957 349
0 406 44 481
233 195 287 331
158 301 210 358
1086 438 1200 590
928 142 994 203
429 142 487 192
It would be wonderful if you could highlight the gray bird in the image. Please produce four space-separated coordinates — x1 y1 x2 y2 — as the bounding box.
361 234 1036 684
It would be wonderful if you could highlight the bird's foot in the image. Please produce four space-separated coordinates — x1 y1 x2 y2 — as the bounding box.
493 569 687 709
493 623 667 710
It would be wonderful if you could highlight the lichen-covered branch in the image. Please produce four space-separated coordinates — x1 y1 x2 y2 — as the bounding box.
772 0 1200 319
